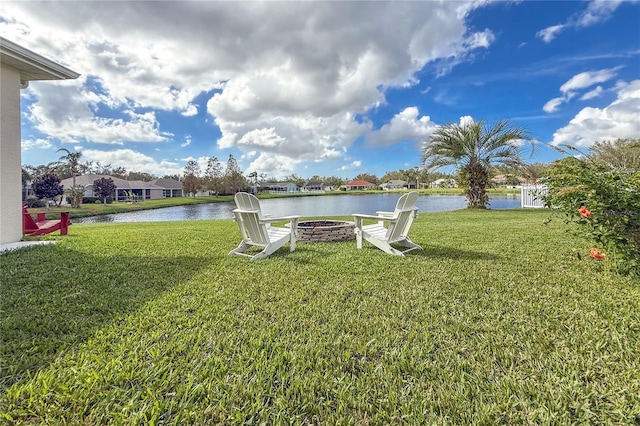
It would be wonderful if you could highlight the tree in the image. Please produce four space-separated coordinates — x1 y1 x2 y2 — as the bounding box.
32 173 64 207
182 160 202 197
127 172 156 181
93 177 117 204
56 148 82 184
520 162 550 184
323 176 345 188
354 173 379 185
380 170 406 183
422 119 532 208
589 138 640 172
204 156 223 196
223 154 246 194
162 174 181 181
283 174 305 187
22 167 32 201
248 171 258 186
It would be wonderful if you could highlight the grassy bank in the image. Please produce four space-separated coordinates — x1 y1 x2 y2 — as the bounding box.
2 209 638 424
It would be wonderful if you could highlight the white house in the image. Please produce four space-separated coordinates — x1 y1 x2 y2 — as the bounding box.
380 180 407 190
0 38 79 248
429 178 458 188
60 175 183 202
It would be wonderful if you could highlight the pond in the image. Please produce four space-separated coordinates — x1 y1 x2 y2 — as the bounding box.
75 193 522 223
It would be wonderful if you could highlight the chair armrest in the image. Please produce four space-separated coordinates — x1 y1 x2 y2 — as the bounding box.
352 213 396 221
375 211 394 217
261 215 301 224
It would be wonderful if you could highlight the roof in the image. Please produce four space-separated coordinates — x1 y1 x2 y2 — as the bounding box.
151 178 182 189
346 180 374 186
60 175 181 190
0 38 79 84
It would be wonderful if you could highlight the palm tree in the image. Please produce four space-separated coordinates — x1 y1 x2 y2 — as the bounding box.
56 148 82 187
57 148 83 207
422 119 532 208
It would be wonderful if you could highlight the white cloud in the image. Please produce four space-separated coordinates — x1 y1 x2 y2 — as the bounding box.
550 79 640 148
543 97 565 113
82 149 184 177
577 0 626 27
367 107 437 147
580 86 604 100
340 160 363 171
559 68 619 93
543 67 619 112
181 136 192 148
536 24 566 43
21 138 53 151
536 0 627 43
0 1 493 175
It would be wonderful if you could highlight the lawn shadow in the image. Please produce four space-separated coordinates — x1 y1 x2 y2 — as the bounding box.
0 245 211 390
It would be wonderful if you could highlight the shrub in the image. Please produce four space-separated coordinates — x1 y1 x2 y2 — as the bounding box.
24 195 45 208
543 153 639 276
82 196 100 204
81 196 112 204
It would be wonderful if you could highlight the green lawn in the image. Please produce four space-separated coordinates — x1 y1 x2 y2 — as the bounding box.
1 209 638 424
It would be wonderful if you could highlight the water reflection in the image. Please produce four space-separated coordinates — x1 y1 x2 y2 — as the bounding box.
76 194 522 223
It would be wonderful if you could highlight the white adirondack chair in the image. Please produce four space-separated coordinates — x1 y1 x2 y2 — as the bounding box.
352 191 422 256
229 192 301 261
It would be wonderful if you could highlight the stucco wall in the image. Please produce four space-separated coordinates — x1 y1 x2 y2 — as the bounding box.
0 63 23 244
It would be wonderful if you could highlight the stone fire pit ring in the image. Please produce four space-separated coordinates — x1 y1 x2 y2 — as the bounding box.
288 220 356 243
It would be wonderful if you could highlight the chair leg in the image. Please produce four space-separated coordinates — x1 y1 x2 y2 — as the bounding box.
355 229 363 249
229 241 251 256
398 238 422 253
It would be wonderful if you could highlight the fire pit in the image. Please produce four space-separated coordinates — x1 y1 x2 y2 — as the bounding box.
292 220 356 243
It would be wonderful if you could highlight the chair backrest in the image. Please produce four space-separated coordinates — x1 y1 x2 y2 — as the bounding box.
234 192 263 216
233 193 269 245
22 206 39 232
386 192 419 241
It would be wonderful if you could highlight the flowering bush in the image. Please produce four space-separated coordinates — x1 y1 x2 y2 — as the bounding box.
590 247 605 260
543 153 639 276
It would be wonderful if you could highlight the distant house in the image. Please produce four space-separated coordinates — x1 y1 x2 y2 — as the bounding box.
379 180 407 190
263 182 299 193
60 175 183 202
344 180 376 191
429 178 457 188
151 178 184 198
491 174 525 188
302 181 328 192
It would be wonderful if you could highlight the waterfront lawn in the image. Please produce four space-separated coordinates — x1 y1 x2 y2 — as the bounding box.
28 195 236 219
1 209 638 424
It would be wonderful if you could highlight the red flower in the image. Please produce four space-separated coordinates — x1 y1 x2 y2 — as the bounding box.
579 206 592 218
590 248 605 260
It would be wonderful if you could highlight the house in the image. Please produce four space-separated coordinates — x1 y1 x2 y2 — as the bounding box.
302 181 328 192
60 175 183 202
150 178 183 198
263 182 299 193
344 180 376 191
491 174 525 188
379 180 407 190
429 178 457 188
1 38 79 247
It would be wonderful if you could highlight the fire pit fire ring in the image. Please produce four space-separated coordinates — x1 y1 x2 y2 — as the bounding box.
290 220 356 243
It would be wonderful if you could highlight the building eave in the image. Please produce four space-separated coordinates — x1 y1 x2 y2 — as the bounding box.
0 37 80 83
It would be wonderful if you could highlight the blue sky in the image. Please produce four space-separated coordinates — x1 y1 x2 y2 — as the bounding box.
3 1 639 179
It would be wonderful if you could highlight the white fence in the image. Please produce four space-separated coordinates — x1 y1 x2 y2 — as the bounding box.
520 185 548 208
